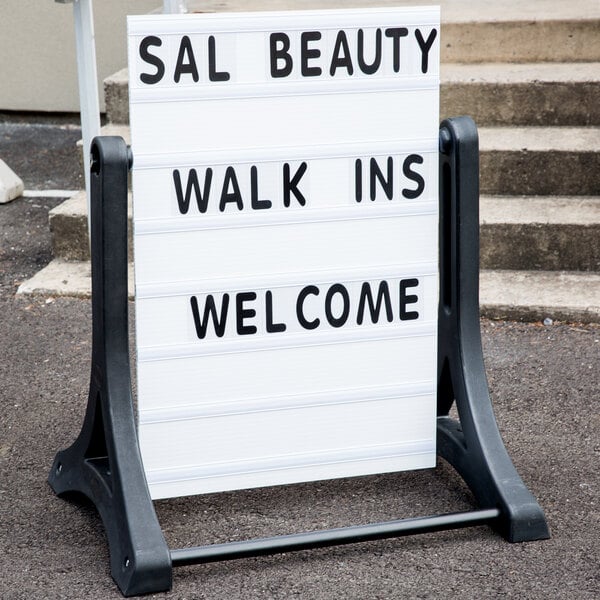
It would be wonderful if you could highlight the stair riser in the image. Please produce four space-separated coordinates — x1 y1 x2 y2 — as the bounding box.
107 79 600 127
443 81 600 126
443 20 600 64
80 128 600 198
480 150 600 196
50 213 133 262
104 78 129 126
480 303 599 324
20 260 600 323
106 16 600 127
50 207 599 273
481 224 600 271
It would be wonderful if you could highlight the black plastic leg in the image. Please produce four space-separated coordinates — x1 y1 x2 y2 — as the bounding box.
436 117 550 543
48 137 172 596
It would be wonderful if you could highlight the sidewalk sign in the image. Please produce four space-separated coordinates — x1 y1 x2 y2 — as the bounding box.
48 8 549 596
129 7 441 500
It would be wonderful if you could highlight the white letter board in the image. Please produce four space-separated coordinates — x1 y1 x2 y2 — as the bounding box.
127 6 440 500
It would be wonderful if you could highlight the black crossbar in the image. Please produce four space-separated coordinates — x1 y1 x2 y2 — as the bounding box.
170 508 500 567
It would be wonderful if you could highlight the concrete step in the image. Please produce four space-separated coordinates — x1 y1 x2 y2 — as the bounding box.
30 1 600 324
106 63 600 127
103 69 129 126
84 123 600 198
105 0 600 125
17 259 134 299
75 123 131 173
48 193 89 262
50 191 600 273
184 1 600 63
49 190 132 262
442 63 600 126
479 270 600 323
480 196 600 271
17 260 600 324
479 126 600 196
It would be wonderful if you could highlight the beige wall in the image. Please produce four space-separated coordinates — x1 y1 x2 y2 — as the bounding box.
0 0 160 113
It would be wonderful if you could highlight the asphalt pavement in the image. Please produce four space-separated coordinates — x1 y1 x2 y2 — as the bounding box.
0 117 598 599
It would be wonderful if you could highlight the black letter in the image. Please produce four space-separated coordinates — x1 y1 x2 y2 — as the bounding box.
325 284 350 328
250 166 272 210
415 28 438 74
236 292 257 335
370 157 394 200
139 36 165 85
402 154 425 199
208 35 230 82
173 168 212 214
301 31 322 77
399 279 419 321
330 31 354 76
219 166 243 211
283 162 307 207
357 281 393 325
190 294 229 338
355 159 363 203
266 290 286 333
296 285 320 330
384 28 408 73
357 29 382 75
174 36 199 83
270 33 293 78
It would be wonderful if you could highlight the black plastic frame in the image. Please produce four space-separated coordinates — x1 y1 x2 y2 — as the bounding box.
436 117 549 543
48 117 549 596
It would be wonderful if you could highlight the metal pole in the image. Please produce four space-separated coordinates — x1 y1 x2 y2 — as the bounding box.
70 0 101 243
171 508 501 567
163 0 188 13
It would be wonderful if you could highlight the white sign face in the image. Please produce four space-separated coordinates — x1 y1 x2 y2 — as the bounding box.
128 7 440 500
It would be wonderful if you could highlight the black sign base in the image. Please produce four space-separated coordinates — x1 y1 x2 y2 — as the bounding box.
48 117 549 596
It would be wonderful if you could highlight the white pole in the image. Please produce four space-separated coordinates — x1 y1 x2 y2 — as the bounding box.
71 0 101 243
163 0 188 14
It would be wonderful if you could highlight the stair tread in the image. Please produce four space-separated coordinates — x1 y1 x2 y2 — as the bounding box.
100 123 131 143
98 123 600 153
53 190 600 226
480 269 600 322
442 62 600 83
49 190 132 219
184 0 600 24
480 196 600 225
17 260 600 322
110 63 600 86
478 126 600 152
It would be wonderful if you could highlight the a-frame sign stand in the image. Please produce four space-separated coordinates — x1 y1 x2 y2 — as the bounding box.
49 117 550 597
